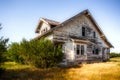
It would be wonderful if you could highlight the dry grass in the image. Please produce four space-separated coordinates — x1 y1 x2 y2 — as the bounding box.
1 57 120 80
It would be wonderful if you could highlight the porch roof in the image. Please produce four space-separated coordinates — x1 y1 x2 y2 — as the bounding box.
71 39 95 45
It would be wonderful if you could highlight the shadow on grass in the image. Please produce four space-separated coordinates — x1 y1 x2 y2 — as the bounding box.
0 65 82 80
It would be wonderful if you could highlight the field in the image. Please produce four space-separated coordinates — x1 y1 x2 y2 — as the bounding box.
0 57 120 80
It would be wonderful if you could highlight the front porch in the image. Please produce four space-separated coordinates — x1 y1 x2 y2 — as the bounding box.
54 38 110 66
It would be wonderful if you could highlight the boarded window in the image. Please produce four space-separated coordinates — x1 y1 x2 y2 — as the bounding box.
82 27 85 36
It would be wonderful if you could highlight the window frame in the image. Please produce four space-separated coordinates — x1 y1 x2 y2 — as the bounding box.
92 46 99 55
76 44 85 55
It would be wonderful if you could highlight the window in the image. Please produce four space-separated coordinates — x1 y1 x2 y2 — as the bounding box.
93 31 96 38
41 28 47 34
92 46 99 55
95 49 99 55
82 27 85 36
81 45 84 55
92 46 95 54
77 45 80 55
76 44 85 55
45 28 47 32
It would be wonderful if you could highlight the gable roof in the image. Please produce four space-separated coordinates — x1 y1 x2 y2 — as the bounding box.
35 18 60 33
35 9 113 48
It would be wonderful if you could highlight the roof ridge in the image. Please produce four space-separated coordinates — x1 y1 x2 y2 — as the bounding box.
41 18 60 24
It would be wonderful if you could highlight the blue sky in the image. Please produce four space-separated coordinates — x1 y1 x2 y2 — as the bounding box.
0 0 120 52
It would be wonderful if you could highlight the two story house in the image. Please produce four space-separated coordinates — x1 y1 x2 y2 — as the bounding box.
35 9 113 65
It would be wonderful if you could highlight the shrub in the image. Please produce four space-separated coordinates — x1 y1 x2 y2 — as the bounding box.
7 39 63 68
7 42 24 64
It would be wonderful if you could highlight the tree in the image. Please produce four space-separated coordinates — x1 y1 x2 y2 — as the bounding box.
0 25 9 63
0 24 9 76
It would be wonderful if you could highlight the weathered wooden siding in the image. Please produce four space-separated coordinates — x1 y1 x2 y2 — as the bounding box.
39 22 51 35
53 14 110 62
45 34 53 40
53 15 108 48
64 41 75 62
74 43 87 61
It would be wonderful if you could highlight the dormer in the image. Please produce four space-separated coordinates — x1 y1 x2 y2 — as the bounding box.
35 18 60 35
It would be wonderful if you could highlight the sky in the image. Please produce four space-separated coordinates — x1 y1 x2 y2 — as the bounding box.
0 0 120 52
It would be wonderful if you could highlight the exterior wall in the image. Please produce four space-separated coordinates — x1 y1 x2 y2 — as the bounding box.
53 14 110 62
53 15 108 47
39 22 51 35
45 34 53 40
64 41 75 62
74 43 87 61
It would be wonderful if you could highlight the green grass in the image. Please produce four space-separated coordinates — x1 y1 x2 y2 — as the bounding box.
1 57 120 80
0 62 32 70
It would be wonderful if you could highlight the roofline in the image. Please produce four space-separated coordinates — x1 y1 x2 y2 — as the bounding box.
34 29 53 39
35 18 60 33
53 9 113 48
85 10 113 48
35 18 50 33
35 9 113 48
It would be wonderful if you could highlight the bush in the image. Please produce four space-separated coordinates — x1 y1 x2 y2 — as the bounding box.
110 52 120 58
7 42 24 64
7 39 63 68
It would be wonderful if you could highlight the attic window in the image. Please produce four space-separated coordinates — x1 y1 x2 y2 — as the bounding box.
41 28 47 34
45 28 47 31
41 31 44 34
82 27 85 36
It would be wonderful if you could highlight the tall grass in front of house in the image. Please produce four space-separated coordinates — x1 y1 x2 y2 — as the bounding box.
65 61 120 80
1 57 120 80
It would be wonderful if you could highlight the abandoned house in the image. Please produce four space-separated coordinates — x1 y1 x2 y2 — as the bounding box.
35 9 113 65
